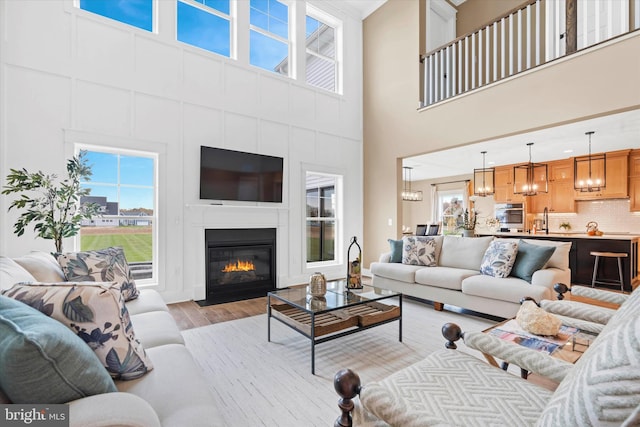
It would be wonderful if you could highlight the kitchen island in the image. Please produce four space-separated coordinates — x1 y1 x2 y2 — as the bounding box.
479 232 639 292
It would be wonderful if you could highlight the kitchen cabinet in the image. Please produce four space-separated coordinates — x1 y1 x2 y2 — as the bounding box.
630 150 640 212
528 160 576 213
494 166 525 203
574 150 629 200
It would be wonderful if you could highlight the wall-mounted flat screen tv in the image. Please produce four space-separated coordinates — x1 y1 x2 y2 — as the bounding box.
200 146 284 203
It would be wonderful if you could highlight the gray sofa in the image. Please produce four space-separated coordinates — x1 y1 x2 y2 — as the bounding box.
0 251 221 427
370 235 572 318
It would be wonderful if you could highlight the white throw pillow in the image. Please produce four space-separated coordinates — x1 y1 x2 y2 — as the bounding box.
0 257 36 291
402 236 437 266
480 240 519 278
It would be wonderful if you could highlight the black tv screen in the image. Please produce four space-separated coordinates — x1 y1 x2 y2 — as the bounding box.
200 146 283 203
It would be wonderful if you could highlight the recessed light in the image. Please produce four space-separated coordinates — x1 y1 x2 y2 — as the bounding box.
563 149 573 153
488 161 495 165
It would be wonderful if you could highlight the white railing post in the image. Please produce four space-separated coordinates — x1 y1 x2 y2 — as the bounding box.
501 18 506 78
536 0 540 66
478 30 483 87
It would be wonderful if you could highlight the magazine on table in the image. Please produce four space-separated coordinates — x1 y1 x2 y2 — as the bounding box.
489 319 579 355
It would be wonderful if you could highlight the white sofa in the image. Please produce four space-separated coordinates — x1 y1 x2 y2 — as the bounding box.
370 235 572 319
0 251 222 427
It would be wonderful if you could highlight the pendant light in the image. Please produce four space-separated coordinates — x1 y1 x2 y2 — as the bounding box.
574 131 606 192
473 151 495 196
513 143 548 196
402 167 423 201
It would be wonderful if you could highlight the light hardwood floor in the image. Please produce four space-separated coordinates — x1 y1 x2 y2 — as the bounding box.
167 280 622 331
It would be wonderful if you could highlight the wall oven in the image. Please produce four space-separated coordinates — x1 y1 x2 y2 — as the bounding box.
494 203 526 232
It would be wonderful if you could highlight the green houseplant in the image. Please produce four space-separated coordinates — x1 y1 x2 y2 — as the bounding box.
2 151 100 252
457 209 477 236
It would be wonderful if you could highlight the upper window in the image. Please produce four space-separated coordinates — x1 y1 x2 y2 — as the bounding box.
177 0 232 57
249 0 290 75
79 0 153 32
306 172 341 264
79 149 157 283
305 7 340 93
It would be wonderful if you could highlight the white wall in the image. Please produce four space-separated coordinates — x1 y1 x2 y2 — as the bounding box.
0 0 364 303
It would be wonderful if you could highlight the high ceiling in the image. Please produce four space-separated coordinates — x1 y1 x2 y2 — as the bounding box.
404 109 640 181
342 0 387 19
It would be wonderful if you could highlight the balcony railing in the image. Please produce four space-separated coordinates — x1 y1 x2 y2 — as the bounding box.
420 0 638 108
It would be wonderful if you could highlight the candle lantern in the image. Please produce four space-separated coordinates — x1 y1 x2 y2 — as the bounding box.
347 236 363 289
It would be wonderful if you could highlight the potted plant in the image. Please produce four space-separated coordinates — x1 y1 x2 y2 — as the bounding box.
457 209 477 237
2 151 100 252
559 221 571 232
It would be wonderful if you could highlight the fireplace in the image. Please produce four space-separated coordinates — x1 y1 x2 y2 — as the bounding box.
200 228 277 305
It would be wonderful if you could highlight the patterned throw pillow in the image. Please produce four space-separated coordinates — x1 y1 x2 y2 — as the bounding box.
401 236 437 266
2 282 153 380
0 295 117 403
480 240 519 278
57 247 139 301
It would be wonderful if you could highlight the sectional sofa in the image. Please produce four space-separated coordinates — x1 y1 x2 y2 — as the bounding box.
0 251 221 427
371 235 572 318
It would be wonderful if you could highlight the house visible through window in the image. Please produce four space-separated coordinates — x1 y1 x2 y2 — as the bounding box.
79 149 157 282
305 9 339 92
438 190 465 235
78 0 153 32
250 0 290 75
177 0 232 57
306 172 340 263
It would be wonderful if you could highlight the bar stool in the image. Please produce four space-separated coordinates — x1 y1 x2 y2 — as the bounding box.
590 251 627 292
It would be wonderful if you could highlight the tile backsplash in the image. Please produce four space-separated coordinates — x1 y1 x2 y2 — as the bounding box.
536 199 640 234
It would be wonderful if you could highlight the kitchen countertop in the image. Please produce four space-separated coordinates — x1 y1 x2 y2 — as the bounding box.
482 232 640 241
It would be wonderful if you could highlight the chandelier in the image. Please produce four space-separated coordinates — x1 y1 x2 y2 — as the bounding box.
473 151 495 196
574 131 606 192
402 167 423 201
513 143 548 196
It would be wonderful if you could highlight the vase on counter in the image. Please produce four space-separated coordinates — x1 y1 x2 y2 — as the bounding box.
461 229 475 237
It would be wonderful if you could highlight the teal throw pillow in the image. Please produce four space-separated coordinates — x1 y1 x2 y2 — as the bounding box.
0 295 116 404
388 239 403 263
511 240 556 283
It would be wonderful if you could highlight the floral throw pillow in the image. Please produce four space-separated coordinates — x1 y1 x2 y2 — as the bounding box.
480 240 519 278
402 236 437 266
1 282 153 380
57 247 139 301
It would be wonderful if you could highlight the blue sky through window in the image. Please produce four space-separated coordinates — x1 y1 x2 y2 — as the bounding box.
177 1 231 57
80 0 153 31
82 151 154 211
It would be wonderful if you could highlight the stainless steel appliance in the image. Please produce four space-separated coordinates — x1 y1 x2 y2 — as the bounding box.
495 203 526 232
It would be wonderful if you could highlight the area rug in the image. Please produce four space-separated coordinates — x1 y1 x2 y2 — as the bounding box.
182 298 495 426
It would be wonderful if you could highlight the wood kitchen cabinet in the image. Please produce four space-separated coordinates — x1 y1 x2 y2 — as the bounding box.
494 166 525 203
630 149 640 212
574 150 629 200
528 160 576 213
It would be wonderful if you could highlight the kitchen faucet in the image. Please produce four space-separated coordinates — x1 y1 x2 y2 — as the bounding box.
543 207 549 234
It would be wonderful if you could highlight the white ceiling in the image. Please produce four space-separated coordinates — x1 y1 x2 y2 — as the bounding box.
404 109 640 181
342 0 387 19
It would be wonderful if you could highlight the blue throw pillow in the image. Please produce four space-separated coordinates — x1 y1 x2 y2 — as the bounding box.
0 295 116 404
388 239 403 263
511 240 556 283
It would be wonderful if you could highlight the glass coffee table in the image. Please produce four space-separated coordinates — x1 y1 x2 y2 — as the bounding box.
268 280 402 374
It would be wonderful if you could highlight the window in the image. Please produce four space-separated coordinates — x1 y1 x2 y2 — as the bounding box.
306 172 340 264
305 6 340 92
250 0 290 75
438 190 466 235
79 149 157 282
78 0 153 32
177 0 231 57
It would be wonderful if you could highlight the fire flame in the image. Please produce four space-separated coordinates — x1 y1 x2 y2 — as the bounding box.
222 259 255 272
